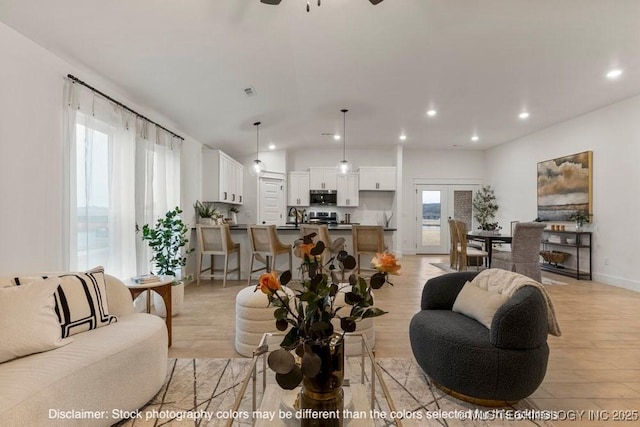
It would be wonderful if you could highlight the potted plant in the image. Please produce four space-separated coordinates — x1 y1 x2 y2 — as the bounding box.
569 211 591 231
473 185 500 233
229 205 240 225
141 207 194 317
193 200 217 225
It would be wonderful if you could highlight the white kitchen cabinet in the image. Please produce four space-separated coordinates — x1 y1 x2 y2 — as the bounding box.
288 172 310 206
309 167 337 191
337 173 359 207
202 149 244 204
358 166 396 191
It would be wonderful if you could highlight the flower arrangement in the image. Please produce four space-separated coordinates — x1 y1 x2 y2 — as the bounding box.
255 232 400 390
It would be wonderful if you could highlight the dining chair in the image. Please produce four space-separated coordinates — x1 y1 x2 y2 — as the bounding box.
195 224 241 287
352 225 386 274
448 219 459 268
492 222 547 281
247 225 292 284
454 220 488 271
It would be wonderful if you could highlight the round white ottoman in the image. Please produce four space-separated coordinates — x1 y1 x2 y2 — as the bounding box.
235 285 294 357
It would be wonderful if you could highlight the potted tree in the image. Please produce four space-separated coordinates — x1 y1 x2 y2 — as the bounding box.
194 200 218 224
141 207 194 317
472 185 501 233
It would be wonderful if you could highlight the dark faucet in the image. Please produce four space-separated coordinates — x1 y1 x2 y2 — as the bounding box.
288 207 299 227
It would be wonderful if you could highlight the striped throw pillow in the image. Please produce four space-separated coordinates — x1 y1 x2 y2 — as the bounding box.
11 266 117 337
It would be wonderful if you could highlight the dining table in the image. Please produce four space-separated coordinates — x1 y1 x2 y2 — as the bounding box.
467 231 512 267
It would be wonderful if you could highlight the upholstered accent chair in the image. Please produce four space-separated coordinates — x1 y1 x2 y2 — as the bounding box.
409 271 550 405
492 222 546 281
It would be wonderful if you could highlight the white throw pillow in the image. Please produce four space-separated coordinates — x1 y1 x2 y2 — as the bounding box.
0 278 73 363
452 281 508 329
11 266 117 337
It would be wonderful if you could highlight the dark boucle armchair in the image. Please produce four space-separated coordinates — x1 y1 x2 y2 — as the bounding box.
409 271 549 405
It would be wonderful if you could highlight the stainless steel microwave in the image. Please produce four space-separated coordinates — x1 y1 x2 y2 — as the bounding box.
309 190 337 205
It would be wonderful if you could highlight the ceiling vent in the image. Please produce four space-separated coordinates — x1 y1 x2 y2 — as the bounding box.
244 87 256 96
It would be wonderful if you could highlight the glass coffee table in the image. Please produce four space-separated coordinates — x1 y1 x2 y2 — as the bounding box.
226 333 405 426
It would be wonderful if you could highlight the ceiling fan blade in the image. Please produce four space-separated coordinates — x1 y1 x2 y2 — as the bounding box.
369 0 384 4
260 0 282 5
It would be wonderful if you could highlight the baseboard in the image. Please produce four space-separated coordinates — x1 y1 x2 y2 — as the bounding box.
593 272 640 293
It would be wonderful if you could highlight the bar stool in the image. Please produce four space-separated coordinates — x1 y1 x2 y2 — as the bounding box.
351 225 386 274
300 224 345 265
195 224 241 287
247 225 292 284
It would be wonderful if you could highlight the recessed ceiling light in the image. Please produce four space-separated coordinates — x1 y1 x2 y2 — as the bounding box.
426 109 437 117
606 69 623 79
519 112 530 120
268 143 276 150
471 135 479 142
333 134 341 140
399 134 407 141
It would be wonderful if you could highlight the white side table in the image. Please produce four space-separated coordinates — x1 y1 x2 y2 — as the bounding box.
124 276 174 347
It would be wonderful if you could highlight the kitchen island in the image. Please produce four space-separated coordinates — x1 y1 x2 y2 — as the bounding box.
191 224 396 281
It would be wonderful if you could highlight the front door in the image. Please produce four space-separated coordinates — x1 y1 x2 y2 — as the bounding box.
415 184 478 254
258 176 285 225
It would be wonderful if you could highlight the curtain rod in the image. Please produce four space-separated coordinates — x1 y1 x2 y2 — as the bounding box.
66 74 184 141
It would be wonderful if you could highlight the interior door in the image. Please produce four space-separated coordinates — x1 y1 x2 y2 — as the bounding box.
258 176 285 225
416 184 478 254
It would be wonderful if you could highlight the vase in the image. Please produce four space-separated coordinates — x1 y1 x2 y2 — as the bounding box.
300 334 345 427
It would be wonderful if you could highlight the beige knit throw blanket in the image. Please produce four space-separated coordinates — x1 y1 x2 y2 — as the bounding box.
471 269 562 336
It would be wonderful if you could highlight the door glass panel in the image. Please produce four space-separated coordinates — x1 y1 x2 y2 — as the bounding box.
421 190 442 246
453 190 473 231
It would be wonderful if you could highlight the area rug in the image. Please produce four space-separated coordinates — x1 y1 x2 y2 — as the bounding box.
430 263 567 285
116 358 553 427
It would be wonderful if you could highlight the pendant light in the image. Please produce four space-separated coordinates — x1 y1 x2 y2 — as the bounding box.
250 121 266 177
337 109 352 175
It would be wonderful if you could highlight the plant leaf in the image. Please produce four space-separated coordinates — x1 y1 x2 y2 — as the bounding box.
362 307 388 319
279 270 292 286
370 272 386 289
276 319 289 331
340 318 357 333
276 365 303 390
267 348 296 374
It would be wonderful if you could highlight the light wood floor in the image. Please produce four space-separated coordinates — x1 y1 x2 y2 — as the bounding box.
169 255 640 425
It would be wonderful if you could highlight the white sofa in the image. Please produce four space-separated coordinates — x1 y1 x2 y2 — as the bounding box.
0 274 168 426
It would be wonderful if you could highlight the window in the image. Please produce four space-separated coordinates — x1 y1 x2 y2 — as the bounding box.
75 121 111 271
65 81 181 278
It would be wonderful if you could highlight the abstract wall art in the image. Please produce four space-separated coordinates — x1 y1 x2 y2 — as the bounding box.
537 151 593 221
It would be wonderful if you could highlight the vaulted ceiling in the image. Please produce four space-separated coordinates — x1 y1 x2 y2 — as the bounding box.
2 0 640 158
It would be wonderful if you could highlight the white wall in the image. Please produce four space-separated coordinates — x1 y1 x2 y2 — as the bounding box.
401 149 486 254
486 95 640 291
287 147 396 171
0 22 203 274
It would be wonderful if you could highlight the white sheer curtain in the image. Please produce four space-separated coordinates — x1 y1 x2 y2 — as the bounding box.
134 117 182 275
64 80 181 279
